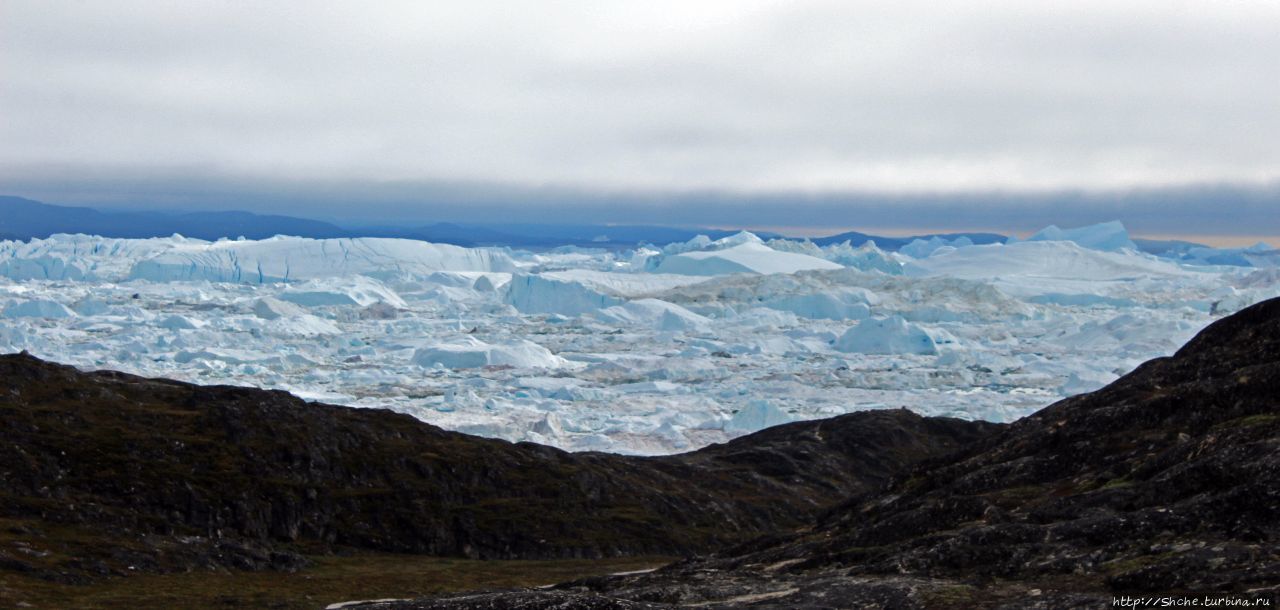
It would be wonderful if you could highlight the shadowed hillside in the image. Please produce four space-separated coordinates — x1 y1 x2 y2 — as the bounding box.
378 297 1280 609
0 354 994 588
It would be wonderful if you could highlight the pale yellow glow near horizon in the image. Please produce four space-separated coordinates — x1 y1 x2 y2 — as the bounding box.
726 226 1277 249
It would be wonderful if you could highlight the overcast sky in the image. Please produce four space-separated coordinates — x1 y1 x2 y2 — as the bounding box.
1 1 1277 238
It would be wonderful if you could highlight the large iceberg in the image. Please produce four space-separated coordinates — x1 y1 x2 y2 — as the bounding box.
725 400 794 434
835 316 939 355
905 240 1193 299
278 277 408 308
762 291 873 321
1018 221 1137 252
0 234 177 281
651 241 842 276
411 337 566 369
899 236 974 259
0 234 519 283
595 299 711 332
505 270 705 316
128 236 518 283
0 256 89 281
505 273 624 315
251 296 309 320
766 239 904 274
3 299 77 319
1174 242 1279 268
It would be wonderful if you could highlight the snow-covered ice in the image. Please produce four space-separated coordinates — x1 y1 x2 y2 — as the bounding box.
835 316 940 355
411 336 568 370
1 223 1277 455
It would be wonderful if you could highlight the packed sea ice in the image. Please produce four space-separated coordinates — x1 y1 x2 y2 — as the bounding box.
1 223 1277 455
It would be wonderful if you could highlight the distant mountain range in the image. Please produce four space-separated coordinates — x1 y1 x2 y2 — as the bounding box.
0 195 759 248
0 194 1013 250
351 221 767 249
0 195 349 242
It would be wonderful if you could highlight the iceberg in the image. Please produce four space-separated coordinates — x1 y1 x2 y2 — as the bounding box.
505 270 704 316
651 241 843 276
127 236 517 283
726 400 794 433
640 232 843 276
905 241 1192 298
1020 221 1137 252
2 234 519 283
72 298 110 316
0 256 89 281
505 273 624 315
766 239 904 274
835 316 939 355
899 236 974 259
0 234 177 281
157 314 204 330
1172 243 1280 268
3 299 77 319
268 315 343 337
251 296 309 320
595 299 711 332
279 277 407 308
762 291 872 321
411 337 566 369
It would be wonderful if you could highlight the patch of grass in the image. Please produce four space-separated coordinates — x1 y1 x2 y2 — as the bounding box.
1099 477 1132 490
988 485 1047 507
922 583 979 606
900 475 929 492
1212 414 1280 431
0 552 672 610
1101 551 1178 576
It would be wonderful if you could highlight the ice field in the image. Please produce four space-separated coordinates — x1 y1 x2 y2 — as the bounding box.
2 223 1278 454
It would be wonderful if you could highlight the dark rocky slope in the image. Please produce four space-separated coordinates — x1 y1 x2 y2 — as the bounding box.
380 296 1280 609
0 354 993 584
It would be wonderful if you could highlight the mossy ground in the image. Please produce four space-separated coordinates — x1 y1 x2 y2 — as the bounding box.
0 551 670 610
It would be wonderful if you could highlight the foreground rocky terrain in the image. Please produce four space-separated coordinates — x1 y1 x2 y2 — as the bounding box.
0 352 993 586
369 297 1280 608
3 298 1276 608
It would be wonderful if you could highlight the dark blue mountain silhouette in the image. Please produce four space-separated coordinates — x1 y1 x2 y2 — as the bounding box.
1 195 1007 250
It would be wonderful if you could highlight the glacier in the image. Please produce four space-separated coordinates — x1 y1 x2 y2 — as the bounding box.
1 221 1278 455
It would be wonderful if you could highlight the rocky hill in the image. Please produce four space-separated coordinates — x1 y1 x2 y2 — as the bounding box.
0 353 993 585
377 297 1280 608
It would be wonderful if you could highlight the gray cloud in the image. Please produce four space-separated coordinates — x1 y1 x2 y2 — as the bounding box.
1 1 1278 233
